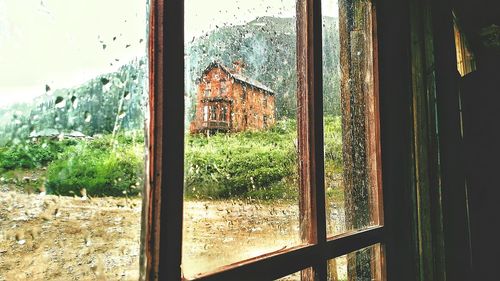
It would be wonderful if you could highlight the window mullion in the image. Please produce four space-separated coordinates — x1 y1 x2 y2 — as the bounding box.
147 0 185 280
297 0 327 279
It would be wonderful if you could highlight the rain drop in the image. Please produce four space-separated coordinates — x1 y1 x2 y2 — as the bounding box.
71 96 78 109
55 96 65 109
100 77 110 85
84 112 92 123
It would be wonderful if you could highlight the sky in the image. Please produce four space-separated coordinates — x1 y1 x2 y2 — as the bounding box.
0 0 148 106
0 0 338 107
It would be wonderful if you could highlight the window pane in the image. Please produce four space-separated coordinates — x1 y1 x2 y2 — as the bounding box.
183 0 300 278
0 1 148 280
327 244 385 281
323 0 382 237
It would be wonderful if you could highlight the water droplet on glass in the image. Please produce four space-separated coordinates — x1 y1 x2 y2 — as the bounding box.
84 112 92 123
100 77 110 85
55 96 65 108
71 96 78 109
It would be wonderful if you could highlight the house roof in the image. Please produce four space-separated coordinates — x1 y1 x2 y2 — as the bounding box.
200 61 275 95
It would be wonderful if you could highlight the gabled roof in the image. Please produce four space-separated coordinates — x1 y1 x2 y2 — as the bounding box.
199 61 275 95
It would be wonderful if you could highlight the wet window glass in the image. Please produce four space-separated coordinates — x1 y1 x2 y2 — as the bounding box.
323 0 382 237
0 1 148 280
183 0 300 278
327 244 384 281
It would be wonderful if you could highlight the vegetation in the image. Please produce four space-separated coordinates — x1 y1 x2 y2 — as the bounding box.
185 117 343 200
0 116 342 200
0 140 74 171
0 58 147 145
0 133 144 197
45 134 144 197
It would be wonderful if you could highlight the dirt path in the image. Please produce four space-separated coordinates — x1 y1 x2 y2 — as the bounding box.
0 191 142 281
182 199 301 278
0 191 346 280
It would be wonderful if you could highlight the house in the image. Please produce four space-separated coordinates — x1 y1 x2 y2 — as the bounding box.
189 61 276 134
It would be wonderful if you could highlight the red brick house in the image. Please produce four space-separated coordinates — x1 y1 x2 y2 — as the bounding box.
189 61 276 134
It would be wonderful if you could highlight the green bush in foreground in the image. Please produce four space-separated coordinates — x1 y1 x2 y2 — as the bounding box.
0 140 75 171
46 136 143 197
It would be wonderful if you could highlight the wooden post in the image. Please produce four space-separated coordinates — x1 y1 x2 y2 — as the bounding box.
297 0 327 279
339 0 381 280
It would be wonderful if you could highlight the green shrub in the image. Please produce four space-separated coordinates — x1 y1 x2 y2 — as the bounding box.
45 136 143 197
0 140 74 171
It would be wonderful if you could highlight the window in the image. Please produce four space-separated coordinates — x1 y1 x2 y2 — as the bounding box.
204 105 209 121
242 86 247 101
209 105 216 121
220 105 228 122
204 83 211 97
220 80 227 95
147 0 388 280
0 1 147 280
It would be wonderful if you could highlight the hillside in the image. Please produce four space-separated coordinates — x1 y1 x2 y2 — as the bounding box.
0 58 147 145
185 16 341 119
0 16 340 144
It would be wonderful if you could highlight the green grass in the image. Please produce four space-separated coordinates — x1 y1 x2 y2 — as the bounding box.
185 117 343 200
45 134 144 197
0 139 76 171
0 117 344 200
0 133 145 197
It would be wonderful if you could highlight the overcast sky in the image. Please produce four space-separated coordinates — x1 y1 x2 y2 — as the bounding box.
0 0 338 107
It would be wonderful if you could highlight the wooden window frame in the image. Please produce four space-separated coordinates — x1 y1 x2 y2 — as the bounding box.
144 0 420 280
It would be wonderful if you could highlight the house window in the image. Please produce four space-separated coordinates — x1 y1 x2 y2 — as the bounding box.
220 105 228 121
209 105 216 120
204 83 211 97
203 105 209 121
263 96 268 108
220 80 227 95
148 0 387 280
263 115 268 128
242 86 247 101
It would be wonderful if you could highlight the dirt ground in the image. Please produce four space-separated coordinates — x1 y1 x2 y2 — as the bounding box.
182 199 301 278
0 190 346 281
0 191 142 281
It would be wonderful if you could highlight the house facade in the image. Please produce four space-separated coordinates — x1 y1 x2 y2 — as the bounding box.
189 62 276 134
